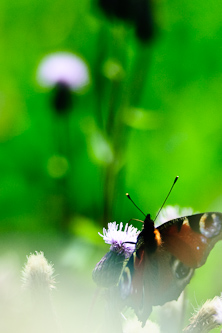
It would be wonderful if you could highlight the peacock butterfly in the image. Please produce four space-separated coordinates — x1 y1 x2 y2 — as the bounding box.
119 200 222 325
93 177 222 326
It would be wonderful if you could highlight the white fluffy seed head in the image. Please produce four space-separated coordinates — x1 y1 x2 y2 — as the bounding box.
22 251 55 292
184 296 222 332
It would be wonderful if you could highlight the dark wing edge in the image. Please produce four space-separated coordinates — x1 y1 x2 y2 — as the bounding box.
157 212 222 237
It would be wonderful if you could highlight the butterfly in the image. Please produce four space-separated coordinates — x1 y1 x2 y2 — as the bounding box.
92 177 222 326
119 210 222 325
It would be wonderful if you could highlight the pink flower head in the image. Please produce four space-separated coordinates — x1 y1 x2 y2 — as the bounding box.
37 52 90 91
99 222 140 258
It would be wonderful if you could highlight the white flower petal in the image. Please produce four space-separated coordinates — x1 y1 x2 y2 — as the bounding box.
157 205 194 227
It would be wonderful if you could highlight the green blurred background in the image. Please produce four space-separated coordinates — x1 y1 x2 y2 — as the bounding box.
0 0 222 330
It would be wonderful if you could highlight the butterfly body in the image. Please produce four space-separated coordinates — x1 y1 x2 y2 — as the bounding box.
121 212 222 325
136 214 159 255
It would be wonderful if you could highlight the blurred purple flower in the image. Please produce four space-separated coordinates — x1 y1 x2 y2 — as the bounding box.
37 52 90 91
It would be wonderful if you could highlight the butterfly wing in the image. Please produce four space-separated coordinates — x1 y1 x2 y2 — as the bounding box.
125 244 194 325
123 212 222 325
158 212 222 268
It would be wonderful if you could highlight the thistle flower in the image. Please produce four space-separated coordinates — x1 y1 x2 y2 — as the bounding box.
184 296 222 332
99 222 140 257
92 222 139 287
37 52 90 113
37 52 89 91
22 251 55 292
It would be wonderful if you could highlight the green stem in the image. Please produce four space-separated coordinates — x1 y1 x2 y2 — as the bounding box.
102 24 130 224
102 24 152 225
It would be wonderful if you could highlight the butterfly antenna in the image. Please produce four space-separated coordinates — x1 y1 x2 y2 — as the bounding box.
154 176 179 222
126 193 146 217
